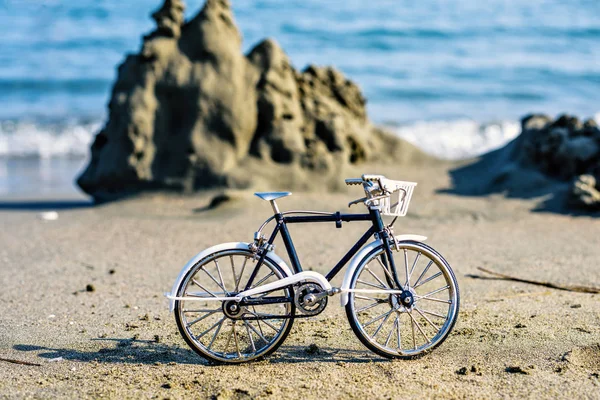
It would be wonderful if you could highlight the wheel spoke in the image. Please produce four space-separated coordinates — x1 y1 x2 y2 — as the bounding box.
410 312 417 349
191 279 217 298
407 252 421 286
419 285 450 299
207 318 225 350
223 324 234 354
403 249 409 288
195 317 225 340
183 308 220 313
245 320 268 344
365 266 389 289
363 309 393 327
187 310 219 327
372 309 393 339
396 313 402 350
246 311 281 332
356 301 382 313
413 260 433 288
357 279 386 290
408 311 430 344
214 260 227 292
385 317 397 347
200 266 226 292
418 308 447 319
414 271 443 289
415 307 439 331
235 257 249 292
251 271 275 289
251 306 267 339
233 323 242 357
415 296 451 304
244 321 256 352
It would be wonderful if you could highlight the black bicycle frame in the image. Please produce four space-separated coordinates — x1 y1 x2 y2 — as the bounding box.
244 208 402 291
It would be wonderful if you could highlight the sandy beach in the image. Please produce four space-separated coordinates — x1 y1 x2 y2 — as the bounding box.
1 163 598 399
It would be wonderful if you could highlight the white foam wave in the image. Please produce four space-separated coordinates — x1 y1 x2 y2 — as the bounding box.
2 115 598 161
0 120 99 158
391 119 522 160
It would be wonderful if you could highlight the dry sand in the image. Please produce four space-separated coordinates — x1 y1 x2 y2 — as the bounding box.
1 163 599 399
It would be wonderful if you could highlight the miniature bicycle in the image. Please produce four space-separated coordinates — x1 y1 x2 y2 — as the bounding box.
166 175 459 363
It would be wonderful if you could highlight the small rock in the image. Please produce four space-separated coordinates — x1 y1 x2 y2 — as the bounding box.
108 269 116 275
570 304 582 309
38 211 59 221
304 343 320 355
505 366 529 375
86 284 95 292
154 335 162 343
515 323 527 328
125 323 139 331
48 357 64 362
161 382 172 389
139 313 150 321
456 367 468 375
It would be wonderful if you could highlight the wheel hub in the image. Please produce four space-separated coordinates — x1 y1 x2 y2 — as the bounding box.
223 300 245 319
390 288 416 311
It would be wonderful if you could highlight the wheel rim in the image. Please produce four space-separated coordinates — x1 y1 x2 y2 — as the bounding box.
349 243 458 357
176 250 293 362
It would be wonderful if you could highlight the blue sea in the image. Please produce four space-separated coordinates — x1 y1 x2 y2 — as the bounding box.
0 0 599 194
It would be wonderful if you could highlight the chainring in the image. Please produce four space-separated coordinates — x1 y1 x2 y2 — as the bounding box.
294 283 328 316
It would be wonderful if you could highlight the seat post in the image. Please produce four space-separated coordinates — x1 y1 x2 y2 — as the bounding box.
269 200 280 214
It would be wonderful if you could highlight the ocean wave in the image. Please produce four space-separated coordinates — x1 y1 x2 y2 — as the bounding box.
0 119 99 158
392 112 600 160
2 115 598 161
391 119 522 160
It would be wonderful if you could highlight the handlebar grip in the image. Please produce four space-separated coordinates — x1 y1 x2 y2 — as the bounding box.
345 178 363 186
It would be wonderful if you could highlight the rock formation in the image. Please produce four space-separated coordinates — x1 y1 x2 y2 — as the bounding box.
77 0 428 201
447 113 600 212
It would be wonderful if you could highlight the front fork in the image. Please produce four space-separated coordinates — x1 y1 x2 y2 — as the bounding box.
379 230 404 290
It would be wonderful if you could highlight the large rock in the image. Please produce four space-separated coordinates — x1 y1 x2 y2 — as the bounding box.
77 0 428 201
446 113 600 213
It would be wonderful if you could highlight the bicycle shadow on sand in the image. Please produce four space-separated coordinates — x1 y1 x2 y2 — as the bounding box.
13 341 382 366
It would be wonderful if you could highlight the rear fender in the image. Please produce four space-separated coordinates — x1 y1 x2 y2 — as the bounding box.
166 242 293 311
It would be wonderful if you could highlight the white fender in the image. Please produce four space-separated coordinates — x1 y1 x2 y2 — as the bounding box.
167 242 293 311
339 234 427 306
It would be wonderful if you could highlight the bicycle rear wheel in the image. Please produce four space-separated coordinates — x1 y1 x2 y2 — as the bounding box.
174 249 295 363
346 241 459 359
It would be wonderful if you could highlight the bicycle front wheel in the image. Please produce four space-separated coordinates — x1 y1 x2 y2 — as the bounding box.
346 241 459 359
174 249 295 363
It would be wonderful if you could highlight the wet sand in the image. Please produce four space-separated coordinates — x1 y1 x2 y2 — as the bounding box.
1 164 599 399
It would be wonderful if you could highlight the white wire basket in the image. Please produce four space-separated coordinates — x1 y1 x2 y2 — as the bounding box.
376 179 417 217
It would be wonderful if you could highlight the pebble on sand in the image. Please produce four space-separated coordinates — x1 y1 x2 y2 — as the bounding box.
38 211 59 221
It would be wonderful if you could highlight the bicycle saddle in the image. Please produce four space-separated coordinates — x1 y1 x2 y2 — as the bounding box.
254 192 292 201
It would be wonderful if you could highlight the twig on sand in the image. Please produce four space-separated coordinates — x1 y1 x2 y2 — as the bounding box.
0 357 41 367
474 267 600 294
